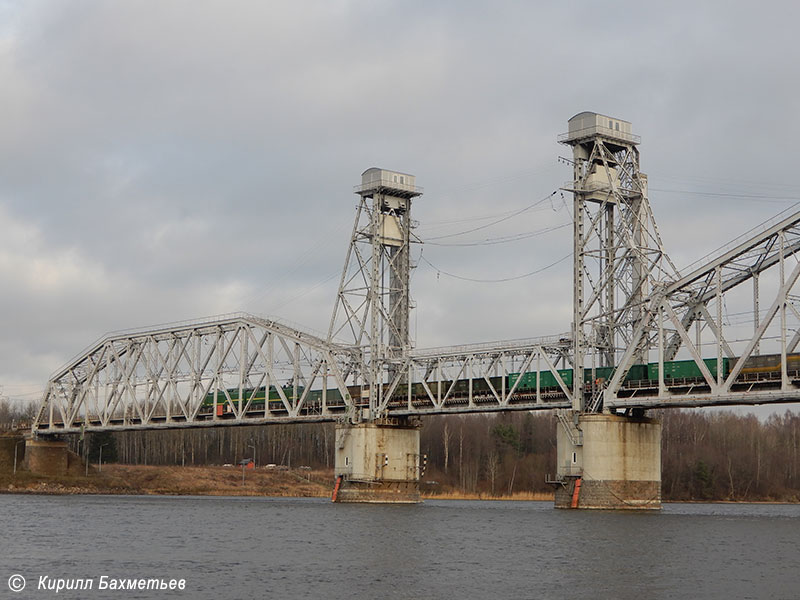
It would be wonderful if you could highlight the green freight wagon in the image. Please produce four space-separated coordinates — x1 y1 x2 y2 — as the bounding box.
583 364 647 384
510 368 573 390
647 358 729 381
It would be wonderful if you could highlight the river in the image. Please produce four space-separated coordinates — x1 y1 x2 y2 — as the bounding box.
1 495 798 599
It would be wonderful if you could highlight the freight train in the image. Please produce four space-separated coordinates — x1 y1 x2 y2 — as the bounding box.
198 352 800 418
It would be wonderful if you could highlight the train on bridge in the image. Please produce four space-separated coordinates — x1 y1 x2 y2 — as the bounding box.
202 352 800 418
32 351 800 434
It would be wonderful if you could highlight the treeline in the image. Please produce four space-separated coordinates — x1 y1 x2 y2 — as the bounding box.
0 399 36 431
421 413 558 496
421 410 800 501
660 409 800 501
2 397 800 501
109 424 335 469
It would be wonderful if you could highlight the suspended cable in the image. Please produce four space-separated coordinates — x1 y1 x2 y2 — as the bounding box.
423 222 571 247
650 188 800 203
420 252 572 283
425 191 558 241
423 207 542 228
651 171 800 193
420 206 560 235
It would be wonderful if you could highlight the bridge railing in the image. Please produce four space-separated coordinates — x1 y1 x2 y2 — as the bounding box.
411 333 571 359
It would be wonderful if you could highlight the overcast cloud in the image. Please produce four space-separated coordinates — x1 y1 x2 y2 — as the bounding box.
2 0 800 409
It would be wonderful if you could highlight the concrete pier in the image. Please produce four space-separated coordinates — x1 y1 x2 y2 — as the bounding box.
555 413 661 510
22 439 71 476
334 419 421 503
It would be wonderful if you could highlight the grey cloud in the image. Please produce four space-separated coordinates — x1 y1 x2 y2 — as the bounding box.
1 0 799 409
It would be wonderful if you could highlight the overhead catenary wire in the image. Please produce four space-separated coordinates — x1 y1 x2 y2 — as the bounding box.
415 188 571 282
420 252 572 283
423 222 571 247
650 171 800 195
423 191 559 241
419 197 565 234
649 188 800 204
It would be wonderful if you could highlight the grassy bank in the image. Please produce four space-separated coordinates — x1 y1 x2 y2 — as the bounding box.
8 465 791 503
2 464 554 501
0 464 333 497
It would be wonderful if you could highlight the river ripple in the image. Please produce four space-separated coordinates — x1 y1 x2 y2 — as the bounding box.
0 495 798 599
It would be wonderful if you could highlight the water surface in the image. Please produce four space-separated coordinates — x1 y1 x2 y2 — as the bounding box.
1 495 797 599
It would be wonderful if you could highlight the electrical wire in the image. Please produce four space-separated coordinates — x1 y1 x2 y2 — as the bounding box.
420 252 572 283
423 222 571 247
651 171 800 194
424 191 558 241
650 188 800 203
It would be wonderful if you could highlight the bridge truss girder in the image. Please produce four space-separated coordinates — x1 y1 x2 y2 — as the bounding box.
383 335 573 416
32 125 800 436
33 314 360 435
663 210 800 359
604 210 800 410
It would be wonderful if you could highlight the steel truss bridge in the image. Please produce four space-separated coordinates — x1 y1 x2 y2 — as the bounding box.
32 115 800 436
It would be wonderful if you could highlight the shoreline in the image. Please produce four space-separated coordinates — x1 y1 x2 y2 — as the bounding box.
3 488 797 505
2 464 798 504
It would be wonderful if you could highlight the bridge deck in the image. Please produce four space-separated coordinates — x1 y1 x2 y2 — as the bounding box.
33 366 800 435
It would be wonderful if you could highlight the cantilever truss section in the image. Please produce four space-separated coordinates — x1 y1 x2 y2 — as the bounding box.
33 314 360 434
604 209 800 410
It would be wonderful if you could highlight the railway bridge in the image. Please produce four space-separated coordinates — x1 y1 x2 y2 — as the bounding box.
22 112 800 508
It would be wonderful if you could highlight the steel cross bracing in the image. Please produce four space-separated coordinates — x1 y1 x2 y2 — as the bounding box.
33 314 361 434
662 210 800 360
383 335 573 417
32 205 800 435
31 119 800 437
327 170 420 420
561 120 681 412
32 317 573 435
604 209 800 410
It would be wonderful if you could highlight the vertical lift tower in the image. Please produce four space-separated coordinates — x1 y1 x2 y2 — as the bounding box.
556 113 664 509
329 168 423 502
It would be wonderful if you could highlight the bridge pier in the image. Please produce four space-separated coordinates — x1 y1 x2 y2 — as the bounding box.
22 439 73 476
333 419 421 503
555 413 661 510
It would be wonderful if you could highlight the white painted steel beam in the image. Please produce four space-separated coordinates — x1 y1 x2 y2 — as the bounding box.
33 314 360 435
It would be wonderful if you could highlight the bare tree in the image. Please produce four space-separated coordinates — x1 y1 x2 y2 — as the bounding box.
486 450 499 496
443 421 451 473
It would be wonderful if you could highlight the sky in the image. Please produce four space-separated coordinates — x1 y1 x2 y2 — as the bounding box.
2 0 800 410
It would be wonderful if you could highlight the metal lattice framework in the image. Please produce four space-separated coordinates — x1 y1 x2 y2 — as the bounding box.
31 115 800 437
33 314 360 433
560 114 680 411
327 168 422 420
606 210 800 409
387 335 574 416
560 114 800 413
